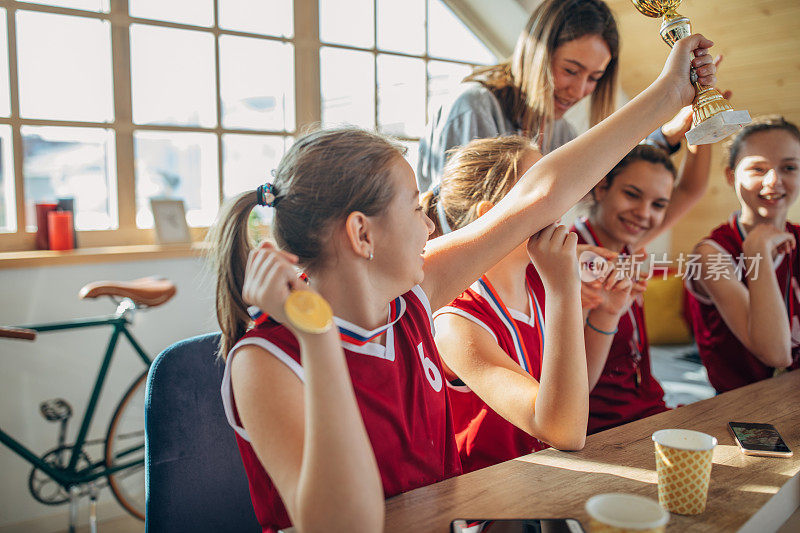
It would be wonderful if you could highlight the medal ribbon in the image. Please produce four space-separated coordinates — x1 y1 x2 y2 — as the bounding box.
477 275 544 375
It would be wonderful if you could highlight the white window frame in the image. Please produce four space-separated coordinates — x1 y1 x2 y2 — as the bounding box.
0 0 495 251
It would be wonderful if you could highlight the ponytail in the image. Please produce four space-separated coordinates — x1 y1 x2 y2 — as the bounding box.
207 190 260 359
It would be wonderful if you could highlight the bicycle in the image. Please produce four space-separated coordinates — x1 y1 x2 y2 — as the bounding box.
0 277 176 531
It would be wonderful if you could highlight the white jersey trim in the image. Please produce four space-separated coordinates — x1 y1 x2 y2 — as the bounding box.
573 218 596 246
411 284 435 336
434 306 499 344
341 325 396 361
221 337 305 443
508 304 536 328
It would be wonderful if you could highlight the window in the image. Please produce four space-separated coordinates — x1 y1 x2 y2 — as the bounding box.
319 0 496 171
0 0 496 250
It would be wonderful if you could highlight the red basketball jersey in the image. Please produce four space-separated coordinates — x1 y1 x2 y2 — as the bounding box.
573 218 667 434
685 214 800 393
436 272 547 473
221 285 462 532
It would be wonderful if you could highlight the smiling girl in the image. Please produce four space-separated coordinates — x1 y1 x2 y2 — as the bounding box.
574 128 714 432
686 116 800 393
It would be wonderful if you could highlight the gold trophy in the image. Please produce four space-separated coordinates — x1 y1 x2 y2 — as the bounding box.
631 0 751 145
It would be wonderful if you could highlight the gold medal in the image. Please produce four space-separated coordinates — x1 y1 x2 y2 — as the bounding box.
284 290 333 334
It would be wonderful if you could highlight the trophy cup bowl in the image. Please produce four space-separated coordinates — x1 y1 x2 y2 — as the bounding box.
630 0 751 144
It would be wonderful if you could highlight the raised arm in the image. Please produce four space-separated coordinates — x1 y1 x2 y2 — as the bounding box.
694 226 796 368
232 243 384 532
434 226 588 450
422 35 717 310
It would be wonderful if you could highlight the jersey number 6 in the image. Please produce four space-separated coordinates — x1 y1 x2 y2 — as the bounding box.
417 343 443 392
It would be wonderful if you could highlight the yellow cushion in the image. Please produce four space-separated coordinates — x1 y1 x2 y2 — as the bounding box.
643 273 693 345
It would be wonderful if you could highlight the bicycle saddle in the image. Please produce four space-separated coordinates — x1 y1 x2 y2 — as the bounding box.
79 277 177 307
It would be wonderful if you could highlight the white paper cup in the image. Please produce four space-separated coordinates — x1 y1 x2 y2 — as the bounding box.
652 429 717 515
586 493 669 532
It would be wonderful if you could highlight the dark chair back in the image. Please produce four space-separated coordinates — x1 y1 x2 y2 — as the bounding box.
145 333 260 532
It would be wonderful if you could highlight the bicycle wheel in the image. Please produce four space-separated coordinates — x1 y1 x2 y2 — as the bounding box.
105 370 147 520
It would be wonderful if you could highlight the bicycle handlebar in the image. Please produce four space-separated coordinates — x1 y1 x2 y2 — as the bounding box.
0 327 37 341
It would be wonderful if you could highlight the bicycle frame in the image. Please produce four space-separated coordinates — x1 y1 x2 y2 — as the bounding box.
0 301 152 489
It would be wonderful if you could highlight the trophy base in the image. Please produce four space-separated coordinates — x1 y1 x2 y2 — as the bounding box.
685 110 752 145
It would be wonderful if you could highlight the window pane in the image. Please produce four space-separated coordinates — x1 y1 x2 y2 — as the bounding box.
377 0 423 55
17 11 113 122
134 131 218 228
319 0 373 48
427 60 474 120
399 140 419 176
223 134 286 197
0 126 15 232
223 134 287 225
428 0 496 65
220 36 295 132
377 54 425 137
320 47 374 129
131 25 216 127
129 0 213 27
19 0 109 11
219 0 293 37
22 126 117 231
0 10 9 117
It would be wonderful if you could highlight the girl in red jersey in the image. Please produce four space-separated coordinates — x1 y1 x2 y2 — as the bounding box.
423 136 630 473
686 116 800 393
575 123 715 433
208 35 716 532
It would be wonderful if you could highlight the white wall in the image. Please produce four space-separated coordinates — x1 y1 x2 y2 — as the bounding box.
0 256 217 528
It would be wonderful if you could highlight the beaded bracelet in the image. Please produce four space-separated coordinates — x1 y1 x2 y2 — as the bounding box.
585 317 618 336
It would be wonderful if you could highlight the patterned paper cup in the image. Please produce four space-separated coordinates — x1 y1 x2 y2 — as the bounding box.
585 493 669 533
652 429 717 515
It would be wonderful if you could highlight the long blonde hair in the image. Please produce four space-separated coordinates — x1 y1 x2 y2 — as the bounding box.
208 128 405 357
465 0 618 145
420 136 538 237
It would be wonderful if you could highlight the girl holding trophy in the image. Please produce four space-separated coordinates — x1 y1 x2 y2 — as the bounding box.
213 33 717 531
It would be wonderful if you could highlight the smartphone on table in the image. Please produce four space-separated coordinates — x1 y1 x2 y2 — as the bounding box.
728 421 793 457
451 518 584 533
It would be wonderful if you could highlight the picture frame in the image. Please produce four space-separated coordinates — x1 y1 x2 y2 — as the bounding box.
150 198 191 244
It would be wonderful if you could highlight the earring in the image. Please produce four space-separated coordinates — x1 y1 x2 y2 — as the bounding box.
368 251 374 261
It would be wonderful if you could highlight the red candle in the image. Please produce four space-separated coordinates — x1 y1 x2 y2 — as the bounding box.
48 211 74 251
35 203 58 250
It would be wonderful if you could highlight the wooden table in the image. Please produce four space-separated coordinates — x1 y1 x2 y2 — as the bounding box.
385 371 800 532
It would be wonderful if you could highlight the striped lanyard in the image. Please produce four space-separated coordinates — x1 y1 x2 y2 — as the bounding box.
476 275 544 375
336 297 405 346
247 272 311 327
731 214 794 322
